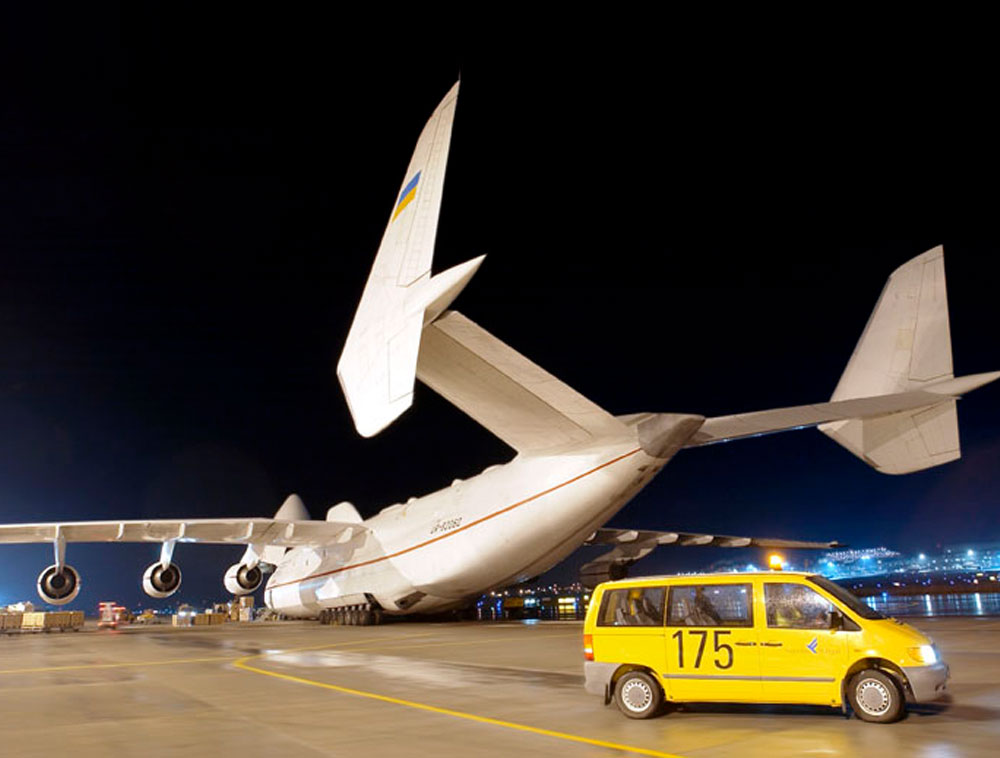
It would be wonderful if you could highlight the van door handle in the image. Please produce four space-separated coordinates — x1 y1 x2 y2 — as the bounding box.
735 641 757 647
760 641 783 647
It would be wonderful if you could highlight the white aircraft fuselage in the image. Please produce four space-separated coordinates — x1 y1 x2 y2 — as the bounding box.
265 432 671 617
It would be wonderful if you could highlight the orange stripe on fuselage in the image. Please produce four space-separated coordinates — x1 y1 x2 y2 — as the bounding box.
268 447 642 590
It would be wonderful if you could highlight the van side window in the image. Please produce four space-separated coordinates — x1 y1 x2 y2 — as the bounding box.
764 583 834 629
666 584 753 627
597 587 666 626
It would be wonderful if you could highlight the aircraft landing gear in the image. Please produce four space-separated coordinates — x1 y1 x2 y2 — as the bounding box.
319 604 383 626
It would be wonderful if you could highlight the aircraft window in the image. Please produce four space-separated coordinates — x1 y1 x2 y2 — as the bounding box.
597 587 666 627
765 583 834 629
666 584 753 627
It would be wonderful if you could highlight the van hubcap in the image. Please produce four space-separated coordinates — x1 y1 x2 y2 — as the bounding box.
857 679 891 715
621 680 652 711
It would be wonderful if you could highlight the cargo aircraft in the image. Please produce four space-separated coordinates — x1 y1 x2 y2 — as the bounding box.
1 83 996 624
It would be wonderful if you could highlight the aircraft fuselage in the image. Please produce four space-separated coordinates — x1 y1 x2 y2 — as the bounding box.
264 433 671 617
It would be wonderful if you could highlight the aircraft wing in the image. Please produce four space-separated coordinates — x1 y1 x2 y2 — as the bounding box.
580 527 839 587
585 527 839 550
0 518 366 548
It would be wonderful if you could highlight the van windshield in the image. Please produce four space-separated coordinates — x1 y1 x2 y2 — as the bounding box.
807 575 886 620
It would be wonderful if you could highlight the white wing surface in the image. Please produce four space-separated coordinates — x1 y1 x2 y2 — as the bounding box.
579 527 840 588
0 518 366 547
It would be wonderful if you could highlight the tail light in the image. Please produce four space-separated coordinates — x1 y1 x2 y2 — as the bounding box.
583 634 594 661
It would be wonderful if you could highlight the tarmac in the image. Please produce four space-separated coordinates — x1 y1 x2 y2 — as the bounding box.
0 616 997 757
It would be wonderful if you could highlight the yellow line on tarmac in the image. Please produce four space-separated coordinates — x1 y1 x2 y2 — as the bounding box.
234 652 685 758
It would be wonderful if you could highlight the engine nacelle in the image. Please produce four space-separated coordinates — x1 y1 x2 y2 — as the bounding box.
224 563 263 595
37 564 81 605
580 561 630 590
142 562 182 599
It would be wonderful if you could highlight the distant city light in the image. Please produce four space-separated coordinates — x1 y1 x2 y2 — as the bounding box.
919 553 926 561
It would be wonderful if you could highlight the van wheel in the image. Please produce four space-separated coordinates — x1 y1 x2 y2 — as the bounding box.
848 669 905 723
614 671 663 719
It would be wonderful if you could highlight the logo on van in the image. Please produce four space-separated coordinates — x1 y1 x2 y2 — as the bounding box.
806 637 819 655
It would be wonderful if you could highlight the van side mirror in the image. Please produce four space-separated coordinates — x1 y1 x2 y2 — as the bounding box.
829 609 844 632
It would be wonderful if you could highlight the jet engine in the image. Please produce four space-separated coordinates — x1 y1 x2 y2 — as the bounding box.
579 561 630 590
224 563 263 595
142 562 182 599
37 564 81 605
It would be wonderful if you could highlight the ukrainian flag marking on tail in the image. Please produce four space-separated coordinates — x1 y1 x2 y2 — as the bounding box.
392 171 421 221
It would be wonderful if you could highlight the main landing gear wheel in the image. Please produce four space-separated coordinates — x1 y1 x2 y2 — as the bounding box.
319 607 383 626
614 671 663 719
848 669 905 723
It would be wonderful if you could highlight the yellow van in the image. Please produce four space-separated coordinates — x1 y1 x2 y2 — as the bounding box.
583 572 948 722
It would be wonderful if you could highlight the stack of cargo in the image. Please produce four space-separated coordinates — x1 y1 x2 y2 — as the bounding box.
21 611 84 632
0 613 23 633
231 596 254 622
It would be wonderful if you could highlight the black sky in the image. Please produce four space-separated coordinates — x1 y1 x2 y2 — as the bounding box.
1 12 998 607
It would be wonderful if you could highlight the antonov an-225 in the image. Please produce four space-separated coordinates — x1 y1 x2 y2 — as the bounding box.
1 83 996 624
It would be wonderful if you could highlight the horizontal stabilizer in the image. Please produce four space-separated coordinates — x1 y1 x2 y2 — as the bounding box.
417 311 628 453
687 375 997 446
819 401 960 474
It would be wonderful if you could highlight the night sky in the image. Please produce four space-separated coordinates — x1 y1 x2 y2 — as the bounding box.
2 12 998 608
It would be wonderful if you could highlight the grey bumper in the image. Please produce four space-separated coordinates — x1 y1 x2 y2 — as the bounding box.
902 662 950 702
584 662 620 697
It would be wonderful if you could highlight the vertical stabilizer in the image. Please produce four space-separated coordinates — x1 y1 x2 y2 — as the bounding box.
831 245 952 399
820 247 961 473
337 83 470 437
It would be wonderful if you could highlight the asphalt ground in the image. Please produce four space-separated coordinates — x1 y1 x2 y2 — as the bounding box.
0 617 996 757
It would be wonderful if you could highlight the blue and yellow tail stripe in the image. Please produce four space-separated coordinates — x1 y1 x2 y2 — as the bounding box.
392 171 421 221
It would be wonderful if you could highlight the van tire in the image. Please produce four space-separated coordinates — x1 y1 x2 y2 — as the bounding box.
613 671 663 719
847 669 904 723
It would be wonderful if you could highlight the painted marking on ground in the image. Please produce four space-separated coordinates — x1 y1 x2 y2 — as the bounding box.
234 643 685 758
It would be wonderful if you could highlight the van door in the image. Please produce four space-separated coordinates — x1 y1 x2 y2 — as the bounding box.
662 582 761 702
758 581 847 705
